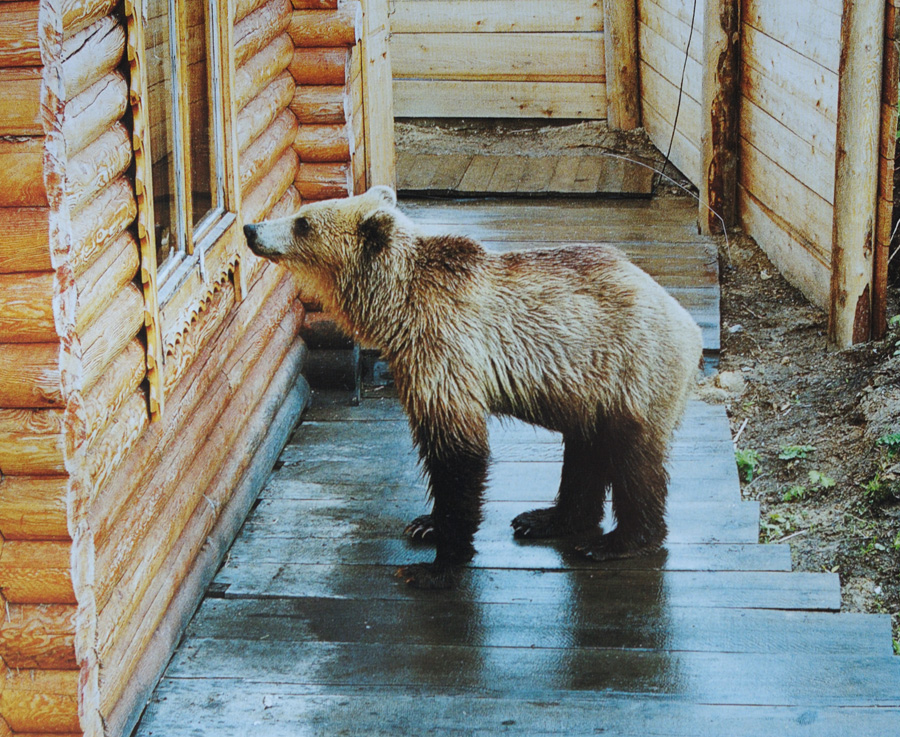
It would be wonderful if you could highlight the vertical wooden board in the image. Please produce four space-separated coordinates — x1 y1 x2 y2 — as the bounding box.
637 19 703 102
742 0 842 73
486 155 529 192
516 157 558 192
361 0 395 187
642 95 702 185
548 155 582 191
603 0 641 129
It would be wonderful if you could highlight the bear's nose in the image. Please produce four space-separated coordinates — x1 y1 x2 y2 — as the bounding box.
243 224 258 251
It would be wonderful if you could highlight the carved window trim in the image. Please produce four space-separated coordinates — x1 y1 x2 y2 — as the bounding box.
125 0 244 420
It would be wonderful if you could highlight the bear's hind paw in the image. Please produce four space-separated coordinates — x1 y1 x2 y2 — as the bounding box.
512 507 595 539
575 530 664 561
395 563 459 589
403 514 435 543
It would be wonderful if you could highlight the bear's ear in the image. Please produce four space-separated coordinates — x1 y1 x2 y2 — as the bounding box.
368 185 397 208
358 210 394 257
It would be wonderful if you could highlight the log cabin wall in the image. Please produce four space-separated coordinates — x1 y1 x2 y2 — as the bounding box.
388 0 608 119
736 0 842 310
0 0 340 734
637 0 706 186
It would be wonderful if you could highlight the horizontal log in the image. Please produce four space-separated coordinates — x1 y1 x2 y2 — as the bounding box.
294 123 350 162
292 0 338 8
0 271 55 342
75 230 140 333
0 136 46 207
66 121 132 213
288 46 347 84
87 266 284 533
242 147 300 223
0 476 68 540
62 0 118 38
0 540 75 604
237 72 294 154
0 342 61 408
81 282 144 391
92 283 299 610
0 604 77 668
290 84 346 123
0 669 80 733
234 32 294 111
0 408 65 475
82 338 145 446
0 67 41 135
236 0 271 23
62 71 128 156
240 109 299 196
0 1 40 67
235 0 292 68
288 5 360 47
70 175 136 276
99 326 306 720
0 206 49 273
295 161 350 200
266 184 302 220
61 14 125 102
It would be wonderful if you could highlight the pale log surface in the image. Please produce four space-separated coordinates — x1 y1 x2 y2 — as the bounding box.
139 199 894 734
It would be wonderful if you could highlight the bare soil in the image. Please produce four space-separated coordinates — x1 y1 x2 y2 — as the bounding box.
713 231 900 652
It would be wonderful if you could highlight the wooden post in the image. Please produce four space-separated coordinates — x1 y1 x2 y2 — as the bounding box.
360 0 395 188
699 0 740 235
602 0 641 130
873 0 900 339
829 0 886 347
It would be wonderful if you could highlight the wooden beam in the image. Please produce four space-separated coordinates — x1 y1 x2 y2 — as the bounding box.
80 282 145 391
0 476 69 540
70 175 137 277
295 124 351 162
0 669 80 733
234 0 291 69
0 206 50 273
0 271 55 342
242 147 300 223
61 0 118 39
290 84 347 123
239 108 299 197
0 540 75 604
872 0 900 339
234 32 294 111
236 71 295 154
295 162 351 200
0 1 40 67
60 14 126 102
700 0 741 234
829 0 885 346
0 603 77 668
0 67 42 135
603 0 641 129
0 136 46 207
267 184 302 218
62 71 128 157
288 4 360 47
288 47 347 85
0 343 61 408
74 230 140 333
0 408 65 476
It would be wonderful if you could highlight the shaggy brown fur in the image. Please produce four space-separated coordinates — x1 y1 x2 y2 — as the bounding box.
244 186 703 589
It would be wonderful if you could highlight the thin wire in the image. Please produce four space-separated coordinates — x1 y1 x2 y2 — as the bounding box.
654 0 700 196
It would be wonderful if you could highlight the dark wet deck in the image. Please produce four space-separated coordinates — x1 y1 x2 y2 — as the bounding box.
135 199 900 735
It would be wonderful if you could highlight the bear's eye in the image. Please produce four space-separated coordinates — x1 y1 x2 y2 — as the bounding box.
292 217 310 240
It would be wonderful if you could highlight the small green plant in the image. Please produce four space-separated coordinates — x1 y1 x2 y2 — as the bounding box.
779 444 816 461
860 537 877 556
808 470 836 489
893 531 900 551
893 639 900 656
736 448 761 482
876 432 900 459
862 474 898 505
782 485 807 502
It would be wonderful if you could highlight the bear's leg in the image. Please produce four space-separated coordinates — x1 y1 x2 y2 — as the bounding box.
577 421 668 560
397 414 489 589
511 435 608 538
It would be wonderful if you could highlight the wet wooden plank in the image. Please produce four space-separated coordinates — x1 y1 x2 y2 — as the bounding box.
214 537 787 572
234 498 760 544
186 598 890 655
162 638 897 706
213 565 842 611
137 683 900 737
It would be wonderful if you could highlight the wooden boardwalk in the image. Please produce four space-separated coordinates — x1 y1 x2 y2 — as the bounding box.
135 198 900 735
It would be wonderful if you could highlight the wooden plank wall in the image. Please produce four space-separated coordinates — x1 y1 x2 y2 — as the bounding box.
737 0 842 308
389 0 608 119
637 0 706 186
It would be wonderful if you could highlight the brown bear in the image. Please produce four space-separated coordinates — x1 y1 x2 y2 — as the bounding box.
243 186 703 589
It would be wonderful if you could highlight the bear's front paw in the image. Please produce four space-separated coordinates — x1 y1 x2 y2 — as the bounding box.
512 507 599 539
403 514 435 543
395 563 459 589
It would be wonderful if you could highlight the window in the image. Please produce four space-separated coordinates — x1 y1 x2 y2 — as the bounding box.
126 0 241 418
145 0 229 293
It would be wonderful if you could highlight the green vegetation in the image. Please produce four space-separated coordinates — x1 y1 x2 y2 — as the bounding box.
782 485 806 502
876 431 900 459
778 444 816 461
735 448 761 482
807 470 836 489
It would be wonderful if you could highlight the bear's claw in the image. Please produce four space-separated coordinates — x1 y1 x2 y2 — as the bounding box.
403 514 435 542
512 507 597 539
575 530 664 561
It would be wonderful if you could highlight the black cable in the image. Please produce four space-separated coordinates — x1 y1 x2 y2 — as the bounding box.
653 0 700 195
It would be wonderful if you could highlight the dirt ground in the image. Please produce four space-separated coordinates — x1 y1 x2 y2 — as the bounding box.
712 229 900 652
397 120 900 652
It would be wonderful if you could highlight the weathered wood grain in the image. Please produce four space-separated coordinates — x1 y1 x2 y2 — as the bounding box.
389 0 604 33
0 476 68 540
236 71 294 154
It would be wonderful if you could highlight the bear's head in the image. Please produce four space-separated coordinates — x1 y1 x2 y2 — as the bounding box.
243 186 414 344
